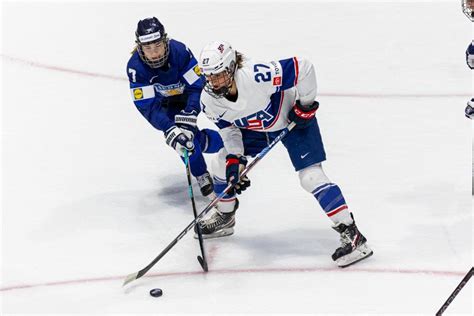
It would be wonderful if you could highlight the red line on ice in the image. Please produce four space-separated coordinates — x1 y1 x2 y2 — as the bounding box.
2 55 468 98
0 266 466 292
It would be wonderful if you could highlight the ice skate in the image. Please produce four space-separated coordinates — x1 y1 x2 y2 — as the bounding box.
194 200 239 239
331 213 373 267
196 171 214 197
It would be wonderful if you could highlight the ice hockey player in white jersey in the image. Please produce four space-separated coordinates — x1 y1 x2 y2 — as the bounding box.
195 41 373 267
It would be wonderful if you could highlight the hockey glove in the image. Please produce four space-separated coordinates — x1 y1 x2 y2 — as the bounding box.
288 100 319 129
226 154 251 195
465 98 474 119
175 110 198 136
165 126 195 157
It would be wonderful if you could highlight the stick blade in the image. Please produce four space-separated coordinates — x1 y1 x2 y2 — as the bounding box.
197 255 208 272
122 272 139 287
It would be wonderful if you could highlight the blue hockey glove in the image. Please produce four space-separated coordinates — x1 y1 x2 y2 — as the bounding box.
226 154 251 195
288 100 319 129
465 98 474 119
165 126 195 157
175 110 198 136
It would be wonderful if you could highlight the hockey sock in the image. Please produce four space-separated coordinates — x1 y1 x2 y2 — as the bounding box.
312 183 353 225
213 175 237 213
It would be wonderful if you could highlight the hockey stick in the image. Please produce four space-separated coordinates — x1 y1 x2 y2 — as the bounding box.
183 150 208 272
122 122 296 286
435 267 473 315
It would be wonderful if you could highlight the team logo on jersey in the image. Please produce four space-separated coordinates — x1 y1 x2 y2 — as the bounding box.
193 65 201 76
133 88 144 100
234 110 274 130
273 77 282 86
218 44 224 54
154 82 185 97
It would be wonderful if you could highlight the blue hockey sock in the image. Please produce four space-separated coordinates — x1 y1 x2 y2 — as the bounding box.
312 183 352 224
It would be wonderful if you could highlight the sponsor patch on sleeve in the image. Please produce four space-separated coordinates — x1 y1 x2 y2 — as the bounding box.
193 65 201 76
270 61 282 86
183 65 200 85
133 88 143 100
272 77 282 86
130 85 155 101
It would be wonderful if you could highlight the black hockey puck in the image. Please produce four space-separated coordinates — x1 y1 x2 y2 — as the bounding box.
149 288 163 297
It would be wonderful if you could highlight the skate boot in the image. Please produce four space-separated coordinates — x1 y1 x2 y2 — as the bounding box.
194 199 239 239
196 171 214 197
331 213 373 267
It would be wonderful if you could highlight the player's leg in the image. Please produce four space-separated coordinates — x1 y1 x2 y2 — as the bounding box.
183 130 215 197
199 128 224 153
195 129 266 239
283 118 373 267
194 147 239 239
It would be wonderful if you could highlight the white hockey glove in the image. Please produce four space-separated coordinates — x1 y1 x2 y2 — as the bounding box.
465 98 474 119
175 110 198 136
165 126 195 157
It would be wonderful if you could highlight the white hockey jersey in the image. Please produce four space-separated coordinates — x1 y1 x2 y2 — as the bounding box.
200 56 318 155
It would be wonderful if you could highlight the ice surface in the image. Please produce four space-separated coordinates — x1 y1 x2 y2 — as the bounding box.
1 1 472 314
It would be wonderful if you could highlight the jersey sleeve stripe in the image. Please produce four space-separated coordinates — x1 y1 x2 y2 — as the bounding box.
293 57 299 86
278 57 298 90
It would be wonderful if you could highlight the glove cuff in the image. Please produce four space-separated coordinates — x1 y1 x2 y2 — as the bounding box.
226 154 248 166
293 100 319 119
175 110 198 127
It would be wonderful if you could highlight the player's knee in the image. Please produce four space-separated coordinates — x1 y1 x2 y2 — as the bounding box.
201 129 224 153
298 163 331 193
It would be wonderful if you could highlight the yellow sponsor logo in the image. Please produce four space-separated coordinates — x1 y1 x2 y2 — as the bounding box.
167 89 181 96
193 65 201 76
133 88 143 100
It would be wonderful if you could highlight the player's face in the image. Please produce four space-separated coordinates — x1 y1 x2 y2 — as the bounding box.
205 71 231 90
141 41 166 61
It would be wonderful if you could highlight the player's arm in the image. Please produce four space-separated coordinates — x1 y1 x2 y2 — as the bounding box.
127 77 174 133
201 98 249 194
278 57 319 128
174 46 206 135
127 63 194 156
213 115 248 194
277 57 317 104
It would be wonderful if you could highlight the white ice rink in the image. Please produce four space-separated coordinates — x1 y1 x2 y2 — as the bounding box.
1 0 473 314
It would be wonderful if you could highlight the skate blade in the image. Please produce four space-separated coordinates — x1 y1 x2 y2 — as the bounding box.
194 227 234 240
335 243 373 268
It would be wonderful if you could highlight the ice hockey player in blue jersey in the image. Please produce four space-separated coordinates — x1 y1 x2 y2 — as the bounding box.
126 17 223 196
195 41 373 268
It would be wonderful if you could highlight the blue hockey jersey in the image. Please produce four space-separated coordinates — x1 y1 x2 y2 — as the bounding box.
126 39 205 132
